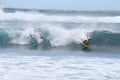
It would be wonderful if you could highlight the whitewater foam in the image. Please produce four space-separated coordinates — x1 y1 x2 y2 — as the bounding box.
0 50 120 80
0 9 120 23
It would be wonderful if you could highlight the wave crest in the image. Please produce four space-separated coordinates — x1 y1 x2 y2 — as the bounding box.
0 9 120 23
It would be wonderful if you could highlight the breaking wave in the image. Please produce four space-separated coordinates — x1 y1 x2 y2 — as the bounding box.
0 8 120 51
0 27 119 50
0 8 120 23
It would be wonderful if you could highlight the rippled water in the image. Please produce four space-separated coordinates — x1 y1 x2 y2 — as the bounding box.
0 50 120 80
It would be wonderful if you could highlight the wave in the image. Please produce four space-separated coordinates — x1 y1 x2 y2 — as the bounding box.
0 9 120 23
0 27 119 51
0 8 120 51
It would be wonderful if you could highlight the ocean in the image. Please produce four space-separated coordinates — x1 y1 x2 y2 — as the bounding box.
0 8 120 80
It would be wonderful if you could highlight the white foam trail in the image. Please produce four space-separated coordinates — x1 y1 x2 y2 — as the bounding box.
0 10 120 23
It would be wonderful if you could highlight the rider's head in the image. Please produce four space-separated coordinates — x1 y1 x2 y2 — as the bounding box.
88 33 93 37
87 33 93 40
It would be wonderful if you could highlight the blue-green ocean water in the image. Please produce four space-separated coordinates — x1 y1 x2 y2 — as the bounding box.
0 8 120 80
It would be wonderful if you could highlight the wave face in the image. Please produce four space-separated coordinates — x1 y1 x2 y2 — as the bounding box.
0 8 120 51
